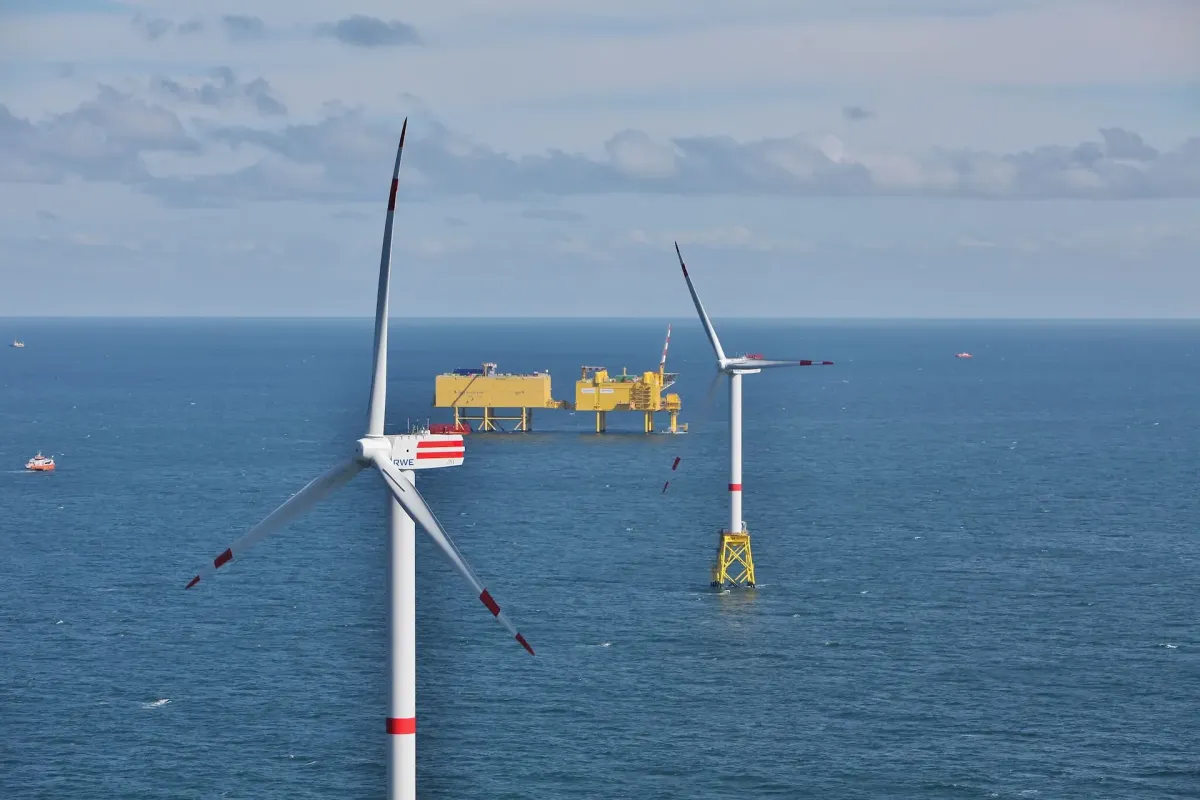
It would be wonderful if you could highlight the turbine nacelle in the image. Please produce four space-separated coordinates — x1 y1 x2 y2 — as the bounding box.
387 434 465 469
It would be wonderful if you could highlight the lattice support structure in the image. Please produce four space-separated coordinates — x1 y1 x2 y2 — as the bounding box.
710 530 756 588
453 406 533 432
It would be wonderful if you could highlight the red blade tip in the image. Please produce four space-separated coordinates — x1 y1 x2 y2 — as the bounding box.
515 632 535 656
185 575 200 590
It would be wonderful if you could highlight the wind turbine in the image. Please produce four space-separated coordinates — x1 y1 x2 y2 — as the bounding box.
184 120 534 800
673 242 833 588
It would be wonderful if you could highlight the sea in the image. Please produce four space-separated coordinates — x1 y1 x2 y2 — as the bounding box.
1 318 1197 799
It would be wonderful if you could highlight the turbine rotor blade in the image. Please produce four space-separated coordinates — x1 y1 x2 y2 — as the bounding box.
184 459 365 589
703 368 726 409
372 454 535 656
674 242 727 365
366 119 408 437
732 358 835 370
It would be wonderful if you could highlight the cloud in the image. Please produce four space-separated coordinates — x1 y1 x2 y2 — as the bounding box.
0 87 197 185
220 15 267 42
131 15 173 41
315 16 421 47
605 130 679 179
842 105 874 122
1098 127 1159 161
153 68 287 116
128 14 262 43
4 87 1200 204
522 207 585 222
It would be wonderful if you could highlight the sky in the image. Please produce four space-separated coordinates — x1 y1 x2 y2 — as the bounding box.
2 0 1200 318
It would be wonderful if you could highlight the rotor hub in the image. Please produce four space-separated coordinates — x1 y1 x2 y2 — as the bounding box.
356 436 391 462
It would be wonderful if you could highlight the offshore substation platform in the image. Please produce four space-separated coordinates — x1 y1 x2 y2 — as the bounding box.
432 326 687 434
432 362 568 432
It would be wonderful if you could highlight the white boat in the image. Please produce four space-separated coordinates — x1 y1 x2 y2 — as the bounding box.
10 340 24 348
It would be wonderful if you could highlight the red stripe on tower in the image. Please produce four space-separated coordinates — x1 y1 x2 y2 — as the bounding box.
729 483 742 491
387 717 416 735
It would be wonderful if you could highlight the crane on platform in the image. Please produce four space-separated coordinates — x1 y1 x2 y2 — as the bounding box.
659 324 673 388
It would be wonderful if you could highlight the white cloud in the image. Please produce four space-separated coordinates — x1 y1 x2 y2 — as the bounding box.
605 131 679 180
4 84 1200 204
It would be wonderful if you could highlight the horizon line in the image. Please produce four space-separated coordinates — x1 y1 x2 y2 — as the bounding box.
3 314 1200 322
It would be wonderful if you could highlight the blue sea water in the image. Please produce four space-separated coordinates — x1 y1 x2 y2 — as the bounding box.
1 318 1198 799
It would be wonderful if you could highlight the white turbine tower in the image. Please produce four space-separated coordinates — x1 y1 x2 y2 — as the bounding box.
184 120 534 800
673 242 833 588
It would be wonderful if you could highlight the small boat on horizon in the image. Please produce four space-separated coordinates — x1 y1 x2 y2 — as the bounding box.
955 352 973 359
26 452 55 472
10 340 24 348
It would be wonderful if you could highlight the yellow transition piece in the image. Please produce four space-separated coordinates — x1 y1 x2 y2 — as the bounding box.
711 531 756 588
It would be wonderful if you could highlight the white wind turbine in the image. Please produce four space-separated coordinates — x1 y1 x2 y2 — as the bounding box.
673 242 833 586
184 120 534 800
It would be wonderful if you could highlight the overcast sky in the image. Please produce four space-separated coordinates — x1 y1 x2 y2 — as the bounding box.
2 0 1200 317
